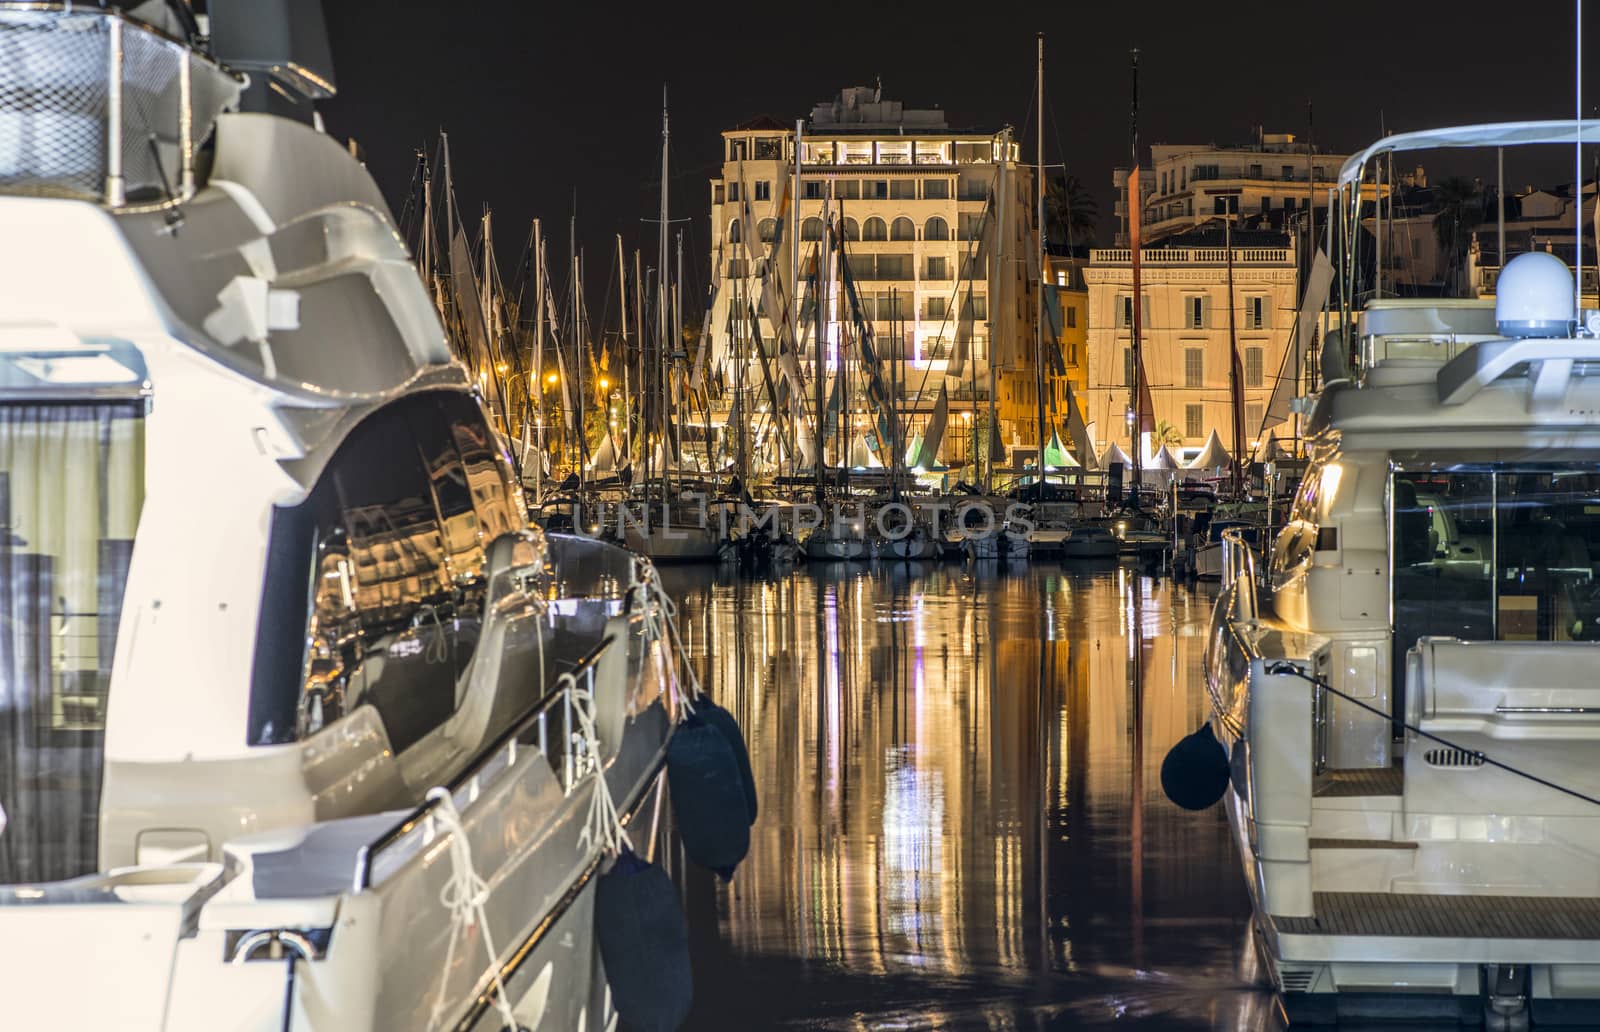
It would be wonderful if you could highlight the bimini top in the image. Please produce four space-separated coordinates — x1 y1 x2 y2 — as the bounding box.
1338 119 1600 188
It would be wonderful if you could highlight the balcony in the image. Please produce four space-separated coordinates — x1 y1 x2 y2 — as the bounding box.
0 6 241 206
1090 247 1292 266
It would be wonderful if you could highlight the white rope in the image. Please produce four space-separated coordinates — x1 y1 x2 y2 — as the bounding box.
423 787 520 1032
559 672 633 857
629 559 700 715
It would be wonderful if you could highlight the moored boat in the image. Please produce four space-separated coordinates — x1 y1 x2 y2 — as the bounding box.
0 5 705 1028
1192 120 1600 1028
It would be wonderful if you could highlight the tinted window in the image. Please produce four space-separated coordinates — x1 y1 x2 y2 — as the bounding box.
251 393 495 751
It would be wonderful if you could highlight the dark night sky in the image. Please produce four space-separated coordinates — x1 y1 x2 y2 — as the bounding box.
321 1 1598 317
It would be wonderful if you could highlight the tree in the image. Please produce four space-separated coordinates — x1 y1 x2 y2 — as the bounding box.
1431 177 1483 288
1046 173 1100 249
1153 419 1183 449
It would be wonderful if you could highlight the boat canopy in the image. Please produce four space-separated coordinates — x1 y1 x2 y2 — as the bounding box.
1339 119 1600 187
1186 430 1232 471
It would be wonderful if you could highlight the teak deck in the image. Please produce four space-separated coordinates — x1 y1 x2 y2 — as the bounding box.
1277 892 1600 940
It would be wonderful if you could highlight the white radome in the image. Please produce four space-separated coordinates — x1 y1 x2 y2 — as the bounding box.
1495 250 1576 337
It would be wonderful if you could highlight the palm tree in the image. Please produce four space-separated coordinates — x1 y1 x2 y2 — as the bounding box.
1431 177 1483 290
1046 173 1099 249
1153 419 1183 449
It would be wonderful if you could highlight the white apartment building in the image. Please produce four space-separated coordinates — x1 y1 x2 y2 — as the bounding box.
1083 233 1298 459
1114 132 1350 246
706 88 1035 468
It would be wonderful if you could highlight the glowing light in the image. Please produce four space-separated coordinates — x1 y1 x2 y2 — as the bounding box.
495 362 508 374
545 372 560 386
598 378 610 391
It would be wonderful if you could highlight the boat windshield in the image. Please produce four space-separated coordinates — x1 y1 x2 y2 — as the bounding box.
0 402 144 884
1393 465 1600 648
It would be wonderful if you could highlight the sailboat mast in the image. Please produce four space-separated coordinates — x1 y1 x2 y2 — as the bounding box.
658 86 671 501
1128 49 1145 496
791 119 803 483
616 233 631 465
808 118 825 499
1226 217 1243 499
675 229 684 482
986 130 1006 494
1034 33 1049 478
634 249 647 493
533 222 544 506
419 152 432 285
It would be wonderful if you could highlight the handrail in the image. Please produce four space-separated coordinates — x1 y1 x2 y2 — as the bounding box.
1219 527 1259 620
351 634 616 892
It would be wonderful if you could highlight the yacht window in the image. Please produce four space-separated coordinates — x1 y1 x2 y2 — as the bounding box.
1390 468 1600 646
250 394 487 753
0 402 143 884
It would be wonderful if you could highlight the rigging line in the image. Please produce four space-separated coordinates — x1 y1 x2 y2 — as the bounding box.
1265 663 1600 810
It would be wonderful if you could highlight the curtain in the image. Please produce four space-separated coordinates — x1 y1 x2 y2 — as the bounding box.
0 402 143 884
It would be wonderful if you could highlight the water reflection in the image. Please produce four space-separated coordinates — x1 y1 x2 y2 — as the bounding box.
664 563 1278 1030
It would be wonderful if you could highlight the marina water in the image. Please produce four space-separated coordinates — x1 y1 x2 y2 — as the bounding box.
663 563 1279 1030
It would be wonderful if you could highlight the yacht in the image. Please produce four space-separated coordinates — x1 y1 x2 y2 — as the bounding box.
1201 122 1600 1027
0 3 682 1028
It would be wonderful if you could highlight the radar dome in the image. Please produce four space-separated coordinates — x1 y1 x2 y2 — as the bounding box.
1495 251 1575 338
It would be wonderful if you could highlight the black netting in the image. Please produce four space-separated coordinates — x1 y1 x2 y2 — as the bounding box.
0 9 238 203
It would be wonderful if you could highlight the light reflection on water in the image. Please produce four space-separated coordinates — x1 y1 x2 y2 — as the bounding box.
664 562 1280 1031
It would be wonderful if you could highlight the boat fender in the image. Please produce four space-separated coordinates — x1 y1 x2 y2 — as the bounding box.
595 849 693 1032
666 713 751 878
695 699 758 824
1160 723 1230 810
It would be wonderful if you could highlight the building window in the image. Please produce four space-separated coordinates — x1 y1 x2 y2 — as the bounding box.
891 180 916 200
842 217 860 240
1185 404 1203 440
1184 347 1203 387
959 254 986 279
1281 165 1294 180
924 215 949 240
926 296 948 320
959 294 987 320
758 218 777 243
1196 164 1219 180
1246 296 1269 329
923 179 949 200
957 213 984 240
890 216 915 241
1186 296 1204 329
1246 403 1264 435
754 181 771 201
753 137 782 160
728 181 741 202
803 181 823 200
926 256 948 279
869 180 889 199
1160 170 1168 194
1123 347 1134 387
1065 307 1076 329
730 140 747 161
713 185 725 205
1260 195 1272 213
1117 295 1133 329
728 219 741 244
1249 163 1262 178
862 217 887 241
1246 347 1264 387
1180 167 1187 189
801 217 824 241
1283 196 1296 212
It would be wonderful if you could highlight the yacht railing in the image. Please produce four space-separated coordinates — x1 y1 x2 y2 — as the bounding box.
1219 528 1259 620
351 634 616 892
0 4 240 206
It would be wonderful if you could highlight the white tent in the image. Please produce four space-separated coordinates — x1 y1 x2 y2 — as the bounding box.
1043 429 1081 468
1261 432 1295 463
1143 444 1182 483
1186 430 1232 471
1098 441 1134 469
